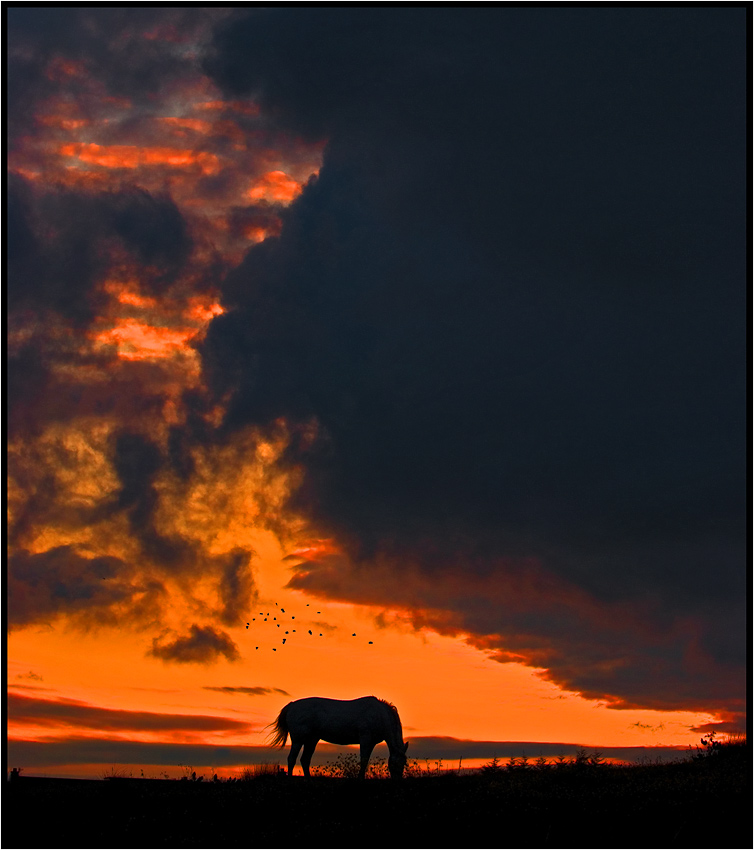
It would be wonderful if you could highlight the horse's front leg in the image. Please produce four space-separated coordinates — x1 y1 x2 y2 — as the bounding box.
358 739 376 780
300 738 319 778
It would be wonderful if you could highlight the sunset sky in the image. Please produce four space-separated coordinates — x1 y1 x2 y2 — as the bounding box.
7 7 747 779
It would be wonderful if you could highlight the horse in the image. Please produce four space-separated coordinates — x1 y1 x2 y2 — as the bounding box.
267 696 409 779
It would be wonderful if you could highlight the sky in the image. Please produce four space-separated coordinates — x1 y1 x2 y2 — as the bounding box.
7 7 747 779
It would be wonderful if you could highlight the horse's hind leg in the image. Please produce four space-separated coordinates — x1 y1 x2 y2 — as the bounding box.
358 740 376 780
300 738 319 779
287 738 303 776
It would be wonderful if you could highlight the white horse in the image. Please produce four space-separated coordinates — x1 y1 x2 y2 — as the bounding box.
267 696 409 779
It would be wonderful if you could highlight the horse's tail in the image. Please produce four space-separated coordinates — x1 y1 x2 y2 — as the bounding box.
265 702 291 749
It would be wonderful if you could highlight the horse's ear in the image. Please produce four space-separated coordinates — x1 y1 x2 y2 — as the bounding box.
403 741 409 753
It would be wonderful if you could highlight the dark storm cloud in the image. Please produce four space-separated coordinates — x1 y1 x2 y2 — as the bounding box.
288 553 745 721
203 686 290 697
6 358 182 557
8 692 252 735
7 7 226 150
6 7 287 654
7 343 56 442
225 204 283 242
149 625 240 664
104 188 192 284
204 8 504 141
216 549 257 627
110 430 192 569
7 329 177 444
8 174 107 328
8 546 166 630
8 176 192 327
7 428 258 634
7 177 194 451
203 8 746 721
107 433 259 618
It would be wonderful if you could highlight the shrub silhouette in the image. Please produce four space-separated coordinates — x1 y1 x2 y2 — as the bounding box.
692 732 748 765
478 750 610 774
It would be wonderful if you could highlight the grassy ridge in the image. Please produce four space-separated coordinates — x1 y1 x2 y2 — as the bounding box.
5 740 750 848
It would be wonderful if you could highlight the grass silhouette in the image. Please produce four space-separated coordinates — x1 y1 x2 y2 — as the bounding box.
6 736 749 848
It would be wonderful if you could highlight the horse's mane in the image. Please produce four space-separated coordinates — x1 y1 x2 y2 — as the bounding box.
376 697 399 716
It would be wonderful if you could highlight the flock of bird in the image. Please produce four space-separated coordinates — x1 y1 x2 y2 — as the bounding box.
245 602 374 650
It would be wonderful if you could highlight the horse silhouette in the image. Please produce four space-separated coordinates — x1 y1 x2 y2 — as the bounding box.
268 696 409 779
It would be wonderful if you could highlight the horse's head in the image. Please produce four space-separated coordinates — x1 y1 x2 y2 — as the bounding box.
388 741 409 779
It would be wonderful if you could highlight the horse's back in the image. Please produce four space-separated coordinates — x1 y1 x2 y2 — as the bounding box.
286 696 386 744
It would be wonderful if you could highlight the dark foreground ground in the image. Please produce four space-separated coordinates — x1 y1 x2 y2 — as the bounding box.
4 752 751 849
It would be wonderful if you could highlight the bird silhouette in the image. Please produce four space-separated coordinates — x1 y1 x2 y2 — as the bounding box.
243 600 373 657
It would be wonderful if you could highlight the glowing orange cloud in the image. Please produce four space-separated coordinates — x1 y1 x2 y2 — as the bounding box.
247 171 303 203
60 143 220 175
92 287 224 360
158 117 213 134
185 298 225 323
243 225 276 243
288 539 342 560
92 319 197 361
103 280 159 309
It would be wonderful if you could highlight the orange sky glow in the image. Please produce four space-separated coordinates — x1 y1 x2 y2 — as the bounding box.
9 524 715 777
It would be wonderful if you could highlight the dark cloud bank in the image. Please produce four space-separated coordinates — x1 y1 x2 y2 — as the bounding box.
203 686 290 697
202 9 746 725
8 546 166 629
8 692 252 735
8 736 690 772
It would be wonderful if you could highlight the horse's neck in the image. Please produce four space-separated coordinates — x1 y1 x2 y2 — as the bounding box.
383 710 404 753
